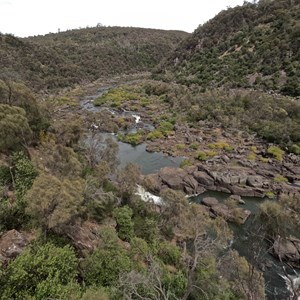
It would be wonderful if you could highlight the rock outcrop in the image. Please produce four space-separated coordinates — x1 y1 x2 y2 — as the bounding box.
272 237 300 268
0 230 28 263
201 197 251 224
145 163 300 199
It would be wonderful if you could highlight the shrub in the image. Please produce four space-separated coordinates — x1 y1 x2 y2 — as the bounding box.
176 143 185 150
196 151 207 161
113 205 134 242
267 146 284 161
180 159 192 169
274 175 288 183
147 130 164 141
247 152 256 160
190 142 199 150
290 144 300 155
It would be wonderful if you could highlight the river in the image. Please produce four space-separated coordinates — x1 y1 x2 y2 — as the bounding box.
80 87 299 300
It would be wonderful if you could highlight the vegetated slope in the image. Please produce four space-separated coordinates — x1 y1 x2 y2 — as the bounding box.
0 27 189 91
155 0 300 96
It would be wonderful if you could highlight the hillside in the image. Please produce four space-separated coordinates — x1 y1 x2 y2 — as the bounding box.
0 27 189 91
155 0 300 96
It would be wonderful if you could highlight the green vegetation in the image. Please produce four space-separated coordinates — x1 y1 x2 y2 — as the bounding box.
0 243 80 300
118 130 145 146
156 0 300 97
1 2 299 299
274 175 288 183
267 145 285 161
0 28 188 91
147 129 164 141
196 150 208 161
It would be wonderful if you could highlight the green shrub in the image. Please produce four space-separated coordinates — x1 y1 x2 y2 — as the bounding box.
267 146 284 161
176 143 185 150
180 159 192 168
290 144 300 155
147 130 164 141
274 175 288 183
113 205 134 242
190 142 198 150
157 121 174 136
247 152 256 160
158 242 182 266
118 131 144 146
265 191 275 199
196 151 207 161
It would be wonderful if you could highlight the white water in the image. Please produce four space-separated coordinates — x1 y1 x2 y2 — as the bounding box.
281 273 300 300
132 114 141 124
135 185 163 205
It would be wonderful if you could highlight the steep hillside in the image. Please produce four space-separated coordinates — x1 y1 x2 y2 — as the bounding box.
0 27 189 91
155 0 300 96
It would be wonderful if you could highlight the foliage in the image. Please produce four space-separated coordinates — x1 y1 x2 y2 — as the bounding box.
267 145 285 161
0 28 188 91
0 243 80 300
274 175 288 183
82 248 132 287
118 130 145 146
25 173 84 233
147 129 164 141
158 242 182 266
0 104 32 152
12 151 39 201
259 200 289 238
196 150 208 161
0 80 49 134
157 0 300 96
113 205 134 241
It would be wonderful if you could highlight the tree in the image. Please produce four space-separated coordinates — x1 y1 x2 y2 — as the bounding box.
83 247 132 287
0 243 80 300
117 256 187 300
25 173 84 234
113 205 134 241
0 80 49 134
83 133 118 170
0 104 32 152
116 163 140 202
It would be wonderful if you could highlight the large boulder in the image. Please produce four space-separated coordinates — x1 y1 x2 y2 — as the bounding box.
0 230 28 263
159 167 187 190
157 167 199 194
246 175 264 188
202 197 219 207
231 208 252 225
210 203 232 220
142 173 161 194
272 237 300 268
193 171 214 187
66 220 116 252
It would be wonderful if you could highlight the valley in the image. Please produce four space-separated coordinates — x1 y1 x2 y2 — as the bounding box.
0 1 300 299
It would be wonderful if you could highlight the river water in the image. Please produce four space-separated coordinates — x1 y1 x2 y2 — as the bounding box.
81 88 299 300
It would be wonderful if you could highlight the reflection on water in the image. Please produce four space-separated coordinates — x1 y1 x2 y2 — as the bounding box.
191 191 297 300
117 141 183 175
81 89 298 300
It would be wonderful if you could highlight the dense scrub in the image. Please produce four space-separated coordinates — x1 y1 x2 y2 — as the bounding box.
155 0 300 96
0 27 188 91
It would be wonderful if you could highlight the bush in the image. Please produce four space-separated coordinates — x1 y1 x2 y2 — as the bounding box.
267 146 284 161
158 242 182 266
147 130 164 141
113 205 134 242
274 175 288 183
290 144 300 155
0 243 80 300
196 151 207 161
